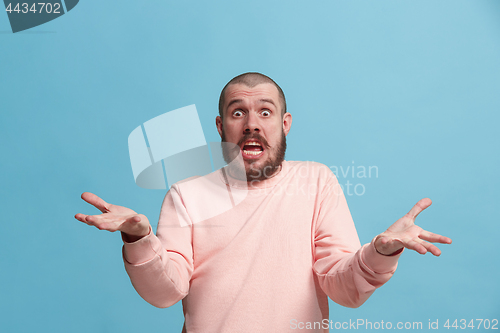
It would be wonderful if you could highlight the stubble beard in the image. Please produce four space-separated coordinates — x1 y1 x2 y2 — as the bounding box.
221 129 287 182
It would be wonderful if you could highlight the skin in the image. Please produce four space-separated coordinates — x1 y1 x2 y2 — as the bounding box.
374 198 451 255
75 83 452 254
75 192 150 242
216 83 292 180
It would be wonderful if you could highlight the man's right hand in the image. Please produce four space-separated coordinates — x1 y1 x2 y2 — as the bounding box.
75 192 151 242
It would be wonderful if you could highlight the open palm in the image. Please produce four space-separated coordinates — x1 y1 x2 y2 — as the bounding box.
375 198 452 256
75 192 150 239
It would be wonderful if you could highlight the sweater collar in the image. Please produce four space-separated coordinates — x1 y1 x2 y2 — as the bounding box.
218 161 289 190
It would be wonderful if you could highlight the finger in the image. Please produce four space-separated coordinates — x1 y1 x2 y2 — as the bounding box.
375 235 404 255
419 230 452 244
84 214 119 231
379 236 403 247
377 235 389 245
75 213 91 224
84 214 99 224
81 192 111 213
419 240 442 256
85 214 141 232
75 213 110 228
84 214 118 225
407 198 432 219
402 238 428 255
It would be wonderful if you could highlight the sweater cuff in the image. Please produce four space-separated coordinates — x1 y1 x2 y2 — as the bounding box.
122 227 163 265
360 237 403 274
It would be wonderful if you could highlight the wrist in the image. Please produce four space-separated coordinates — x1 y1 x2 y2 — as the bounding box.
375 246 404 256
374 234 404 256
122 225 151 243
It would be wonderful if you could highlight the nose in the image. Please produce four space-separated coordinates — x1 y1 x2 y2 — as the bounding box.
244 111 260 134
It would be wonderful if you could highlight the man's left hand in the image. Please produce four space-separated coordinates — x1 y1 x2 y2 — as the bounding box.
374 198 452 256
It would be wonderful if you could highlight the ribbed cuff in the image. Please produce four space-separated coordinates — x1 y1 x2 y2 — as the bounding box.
122 227 163 265
360 238 403 274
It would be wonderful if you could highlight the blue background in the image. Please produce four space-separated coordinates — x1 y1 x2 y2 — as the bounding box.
1 0 499 331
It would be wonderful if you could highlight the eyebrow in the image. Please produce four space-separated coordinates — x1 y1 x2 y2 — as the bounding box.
227 99 243 110
226 98 276 110
259 99 276 107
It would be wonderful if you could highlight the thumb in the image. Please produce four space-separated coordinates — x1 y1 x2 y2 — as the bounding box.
406 198 432 219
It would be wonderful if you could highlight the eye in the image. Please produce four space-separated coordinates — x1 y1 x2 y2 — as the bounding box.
261 110 271 117
233 110 244 117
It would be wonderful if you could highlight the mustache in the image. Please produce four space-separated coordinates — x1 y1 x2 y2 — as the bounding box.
237 133 270 149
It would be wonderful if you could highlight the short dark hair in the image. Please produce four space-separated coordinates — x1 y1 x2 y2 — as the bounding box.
218 72 287 119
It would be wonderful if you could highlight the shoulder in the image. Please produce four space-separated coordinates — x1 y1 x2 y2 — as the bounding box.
168 172 212 198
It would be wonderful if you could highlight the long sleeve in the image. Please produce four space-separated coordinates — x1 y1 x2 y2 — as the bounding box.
122 186 194 308
312 175 402 308
120 161 403 332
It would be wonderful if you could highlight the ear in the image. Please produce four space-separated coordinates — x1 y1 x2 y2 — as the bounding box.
282 112 292 136
216 115 223 138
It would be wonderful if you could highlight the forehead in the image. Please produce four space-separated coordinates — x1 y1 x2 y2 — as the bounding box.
224 83 280 110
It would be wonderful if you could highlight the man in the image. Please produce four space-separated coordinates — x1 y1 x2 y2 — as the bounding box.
75 72 451 332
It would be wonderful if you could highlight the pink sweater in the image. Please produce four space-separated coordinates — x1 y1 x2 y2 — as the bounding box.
122 161 401 333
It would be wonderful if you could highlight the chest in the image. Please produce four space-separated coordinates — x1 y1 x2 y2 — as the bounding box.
188 184 320 267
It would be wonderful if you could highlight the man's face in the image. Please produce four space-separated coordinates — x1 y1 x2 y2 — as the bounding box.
216 83 292 181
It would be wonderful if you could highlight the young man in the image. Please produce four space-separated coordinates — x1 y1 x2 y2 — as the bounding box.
75 72 451 333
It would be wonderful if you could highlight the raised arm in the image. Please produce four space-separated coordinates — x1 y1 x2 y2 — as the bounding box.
313 176 451 309
74 190 193 308
313 179 400 308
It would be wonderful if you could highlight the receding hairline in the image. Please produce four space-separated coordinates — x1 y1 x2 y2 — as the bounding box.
218 72 287 118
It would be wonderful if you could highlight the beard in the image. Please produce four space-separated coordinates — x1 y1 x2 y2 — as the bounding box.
221 129 287 182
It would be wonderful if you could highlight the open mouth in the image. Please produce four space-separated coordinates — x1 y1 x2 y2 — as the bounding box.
241 140 264 158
